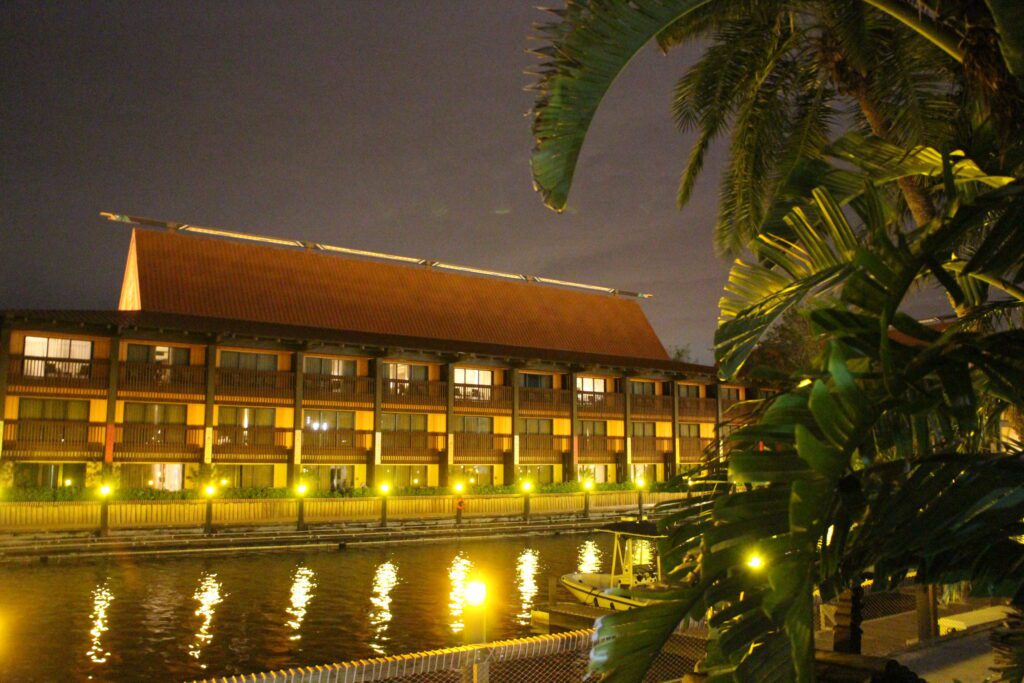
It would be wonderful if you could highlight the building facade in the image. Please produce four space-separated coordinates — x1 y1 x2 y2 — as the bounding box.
0 226 753 492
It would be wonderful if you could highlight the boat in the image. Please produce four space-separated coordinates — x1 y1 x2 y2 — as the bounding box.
560 520 665 612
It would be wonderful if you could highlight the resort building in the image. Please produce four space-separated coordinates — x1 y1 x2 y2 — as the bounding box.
0 222 754 492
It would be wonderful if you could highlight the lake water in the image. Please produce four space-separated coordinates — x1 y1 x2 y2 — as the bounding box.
0 533 627 681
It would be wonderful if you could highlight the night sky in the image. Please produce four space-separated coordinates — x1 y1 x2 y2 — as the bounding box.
1 2 727 362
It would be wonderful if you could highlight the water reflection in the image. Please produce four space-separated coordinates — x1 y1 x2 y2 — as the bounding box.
515 549 539 625
189 573 224 667
631 539 656 567
577 539 602 574
369 561 398 654
447 552 472 634
285 566 317 641
86 583 114 664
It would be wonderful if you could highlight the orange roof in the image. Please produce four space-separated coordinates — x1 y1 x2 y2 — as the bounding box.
120 229 670 362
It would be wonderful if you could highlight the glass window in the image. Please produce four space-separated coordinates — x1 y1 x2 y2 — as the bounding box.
580 420 606 436
126 344 189 365
630 381 656 395
720 387 742 401
453 368 492 386
18 398 89 421
303 409 354 431
519 418 553 435
384 363 428 381
220 350 277 371
679 422 701 437
632 421 656 437
455 416 493 433
24 336 92 360
521 373 553 389
124 402 186 424
678 384 701 398
219 406 275 427
305 356 356 377
576 376 606 393
380 413 427 432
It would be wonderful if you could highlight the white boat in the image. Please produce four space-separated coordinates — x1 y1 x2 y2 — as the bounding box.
560 521 665 612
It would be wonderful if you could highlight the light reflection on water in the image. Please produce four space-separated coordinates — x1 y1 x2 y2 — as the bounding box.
515 548 539 625
286 566 317 640
86 582 114 664
577 539 603 574
369 561 398 654
631 538 656 566
189 573 224 667
447 552 472 634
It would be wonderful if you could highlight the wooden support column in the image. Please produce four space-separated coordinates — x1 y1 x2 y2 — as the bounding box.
622 377 632 483
103 337 121 470
507 367 519 486
203 343 216 465
290 351 304 488
0 325 10 462
715 382 724 463
670 379 681 480
443 362 455 488
568 371 579 482
369 358 383 488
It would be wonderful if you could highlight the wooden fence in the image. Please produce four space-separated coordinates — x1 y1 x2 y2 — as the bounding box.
0 490 681 534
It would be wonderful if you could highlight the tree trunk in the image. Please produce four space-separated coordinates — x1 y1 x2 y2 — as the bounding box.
833 583 864 654
916 584 940 642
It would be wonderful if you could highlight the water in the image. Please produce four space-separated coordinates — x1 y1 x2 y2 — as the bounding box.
0 533 620 682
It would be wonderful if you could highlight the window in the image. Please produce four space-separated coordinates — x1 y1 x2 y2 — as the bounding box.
220 350 277 371
17 399 90 446
576 376 607 393
126 343 189 365
13 462 86 489
305 356 356 377
455 416 493 433
632 464 657 484
18 398 89 421
580 420 606 436
303 409 354 431
449 465 493 486
124 402 186 424
678 384 701 398
219 406 275 427
454 368 492 386
22 336 92 378
517 465 554 484
678 423 701 438
519 418 553 435
378 465 428 488
521 373 553 389
720 387 742 401
384 363 428 381
631 381 656 395
380 413 427 432
216 465 275 488
632 421 656 437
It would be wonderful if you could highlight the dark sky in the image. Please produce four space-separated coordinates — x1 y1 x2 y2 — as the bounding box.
1 1 728 363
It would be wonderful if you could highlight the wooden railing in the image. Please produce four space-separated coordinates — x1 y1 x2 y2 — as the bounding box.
721 398 755 421
303 374 374 405
631 436 673 463
577 390 624 416
680 436 714 463
630 394 673 418
519 387 572 415
382 379 447 410
301 428 373 463
452 432 511 464
114 423 204 461
212 426 291 461
518 433 570 464
453 383 512 411
118 362 206 397
679 396 717 421
215 368 295 400
7 355 110 391
1 420 106 460
578 435 625 463
380 430 446 464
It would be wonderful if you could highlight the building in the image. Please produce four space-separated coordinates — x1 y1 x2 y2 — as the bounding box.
0 221 754 492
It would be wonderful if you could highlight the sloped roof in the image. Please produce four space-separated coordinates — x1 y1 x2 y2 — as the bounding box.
121 229 671 362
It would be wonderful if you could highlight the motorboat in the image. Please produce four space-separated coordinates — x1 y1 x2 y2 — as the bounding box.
560 520 664 612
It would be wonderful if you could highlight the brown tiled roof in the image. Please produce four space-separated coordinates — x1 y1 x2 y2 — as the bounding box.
123 229 671 362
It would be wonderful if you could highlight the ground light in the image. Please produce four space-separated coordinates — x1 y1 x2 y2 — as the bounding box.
465 580 486 607
746 553 765 570
203 484 216 535
98 484 112 537
454 482 467 524
464 579 488 645
582 480 594 518
521 481 533 522
635 478 647 520
64 478 72 487
220 478 229 487
379 483 391 528
295 483 309 531
453 482 465 494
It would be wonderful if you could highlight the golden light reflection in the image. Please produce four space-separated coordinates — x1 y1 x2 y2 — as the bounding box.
369 561 398 655
286 566 317 641
515 548 539 624
631 539 656 567
447 552 472 634
189 573 224 667
86 583 114 664
577 539 602 574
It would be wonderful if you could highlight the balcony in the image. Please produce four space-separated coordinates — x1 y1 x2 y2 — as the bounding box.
678 396 717 421
118 362 206 399
519 387 572 416
215 368 295 403
453 383 511 413
721 398 756 422
303 374 374 407
452 432 511 465
212 425 291 463
114 423 204 462
631 436 673 464
382 379 446 410
1 419 105 461
577 390 625 418
7 356 110 394
578 435 624 464
680 436 714 463
518 433 569 465
630 394 673 419
301 427 373 464
380 430 446 465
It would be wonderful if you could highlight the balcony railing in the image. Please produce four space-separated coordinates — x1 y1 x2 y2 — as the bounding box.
631 436 673 463
680 436 714 463
577 390 625 417
212 425 291 462
303 374 374 405
678 396 717 421
215 368 295 400
519 387 572 415
452 432 511 465
518 433 570 465
578 435 624 464
118 362 206 397
1 419 106 460
382 379 447 410
114 423 204 461
453 383 512 412
7 356 110 391
721 398 755 421
301 427 373 463
380 430 446 464
630 394 673 419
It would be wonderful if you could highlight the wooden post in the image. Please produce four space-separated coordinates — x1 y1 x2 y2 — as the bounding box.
569 371 579 482
715 382 724 463
103 337 121 470
833 583 864 654
670 379 681 480
444 362 455 489
916 584 939 642
508 367 519 486
290 351 304 489
623 376 632 483
203 343 217 466
0 324 10 462
369 358 383 489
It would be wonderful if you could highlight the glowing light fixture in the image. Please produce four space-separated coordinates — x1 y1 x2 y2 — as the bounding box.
64 479 73 487
454 482 465 494
583 480 594 490
220 478 229 486
746 553 765 570
520 481 533 493
147 479 154 486
204 484 216 497
797 378 813 388
465 580 487 607
379 483 391 495
99 485 112 497
636 478 647 489
296 483 308 496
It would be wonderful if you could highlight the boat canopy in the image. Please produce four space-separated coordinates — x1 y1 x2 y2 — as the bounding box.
599 520 663 538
